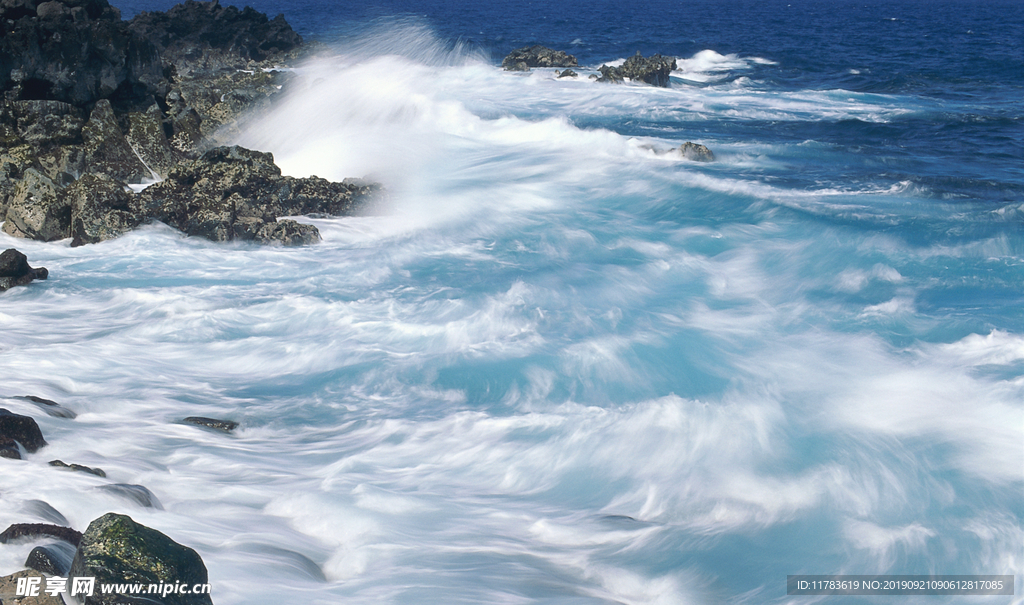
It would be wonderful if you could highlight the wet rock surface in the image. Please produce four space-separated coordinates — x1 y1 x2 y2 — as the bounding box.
0 248 48 292
69 512 213 605
502 45 578 70
25 541 76 576
0 0 378 247
50 459 107 477
598 51 677 87
0 408 47 452
677 141 715 162
183 416 238 432
0 523 82 546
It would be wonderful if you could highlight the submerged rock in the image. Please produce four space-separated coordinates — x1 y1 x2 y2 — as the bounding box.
183 416 239 433
69 513 213 605
17 395 76 418
97 484 164 509
677 141 715 162
26 541 76 576
598 51 677 87
50 459 107 477
502 45 578 70
0 248 48 292
0 407 47 452
0 523 82 546
557 69 578 78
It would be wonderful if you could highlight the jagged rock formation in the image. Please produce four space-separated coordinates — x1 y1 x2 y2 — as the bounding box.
677 141 715 162
137 145 377 245
0 0 165 109
0 0 380 247
0 248 48 292
598 51 677 87
502 45 578 71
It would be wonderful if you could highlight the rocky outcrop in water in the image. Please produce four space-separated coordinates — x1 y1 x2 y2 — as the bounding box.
598 51 677 87
677 141 715 162
70 512 213 605
0 0 380 247
502 45 578 71
136 145 376 245
0 408 47 454
0 248 48 292
183 416 239 432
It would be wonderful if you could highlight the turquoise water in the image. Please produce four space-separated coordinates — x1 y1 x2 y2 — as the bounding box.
2 1 1022 603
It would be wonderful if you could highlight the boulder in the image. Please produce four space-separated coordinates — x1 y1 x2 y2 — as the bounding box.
1 168 69 241
183 416 238 433
0 248 48 291
598 51 677 87
69 512 213 605
26 541 76 576
677 141 715 162
502 45 578 70
557 69 578 78
0 407 47 452
0 523 81 546
65 172 142 246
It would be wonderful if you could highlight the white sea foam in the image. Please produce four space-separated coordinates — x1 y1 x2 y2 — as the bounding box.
1 18 1020 605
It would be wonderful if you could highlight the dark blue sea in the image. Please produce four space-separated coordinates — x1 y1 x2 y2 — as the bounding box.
2 1 1022 603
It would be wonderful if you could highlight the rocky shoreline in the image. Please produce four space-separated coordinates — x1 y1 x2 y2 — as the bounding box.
2 399 233 603
1 0 380 252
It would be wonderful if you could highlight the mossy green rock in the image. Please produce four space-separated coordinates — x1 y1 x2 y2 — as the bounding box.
69 513 213 605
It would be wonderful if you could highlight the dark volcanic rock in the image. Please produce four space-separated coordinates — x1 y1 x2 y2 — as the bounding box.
137 144 286 242
0 248 48 291
17 394 76 418
66 172 142 246
557 69 578 78
82 99 153 183
137 145 377 245
69 512 213 605
598 51 677 87
0 0 165 108
26 541 76 576
183 416 238 432
1 168 69 240
0 523 82 546
129 0 303 69
23 499 70 525
0 407 47 452
502 45 578 71
677 141 715 162
97 483 163 509
50 459 107 477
